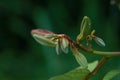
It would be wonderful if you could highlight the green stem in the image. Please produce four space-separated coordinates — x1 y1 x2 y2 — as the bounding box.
93 50 120 57
78 44 120 57
66 34 120 57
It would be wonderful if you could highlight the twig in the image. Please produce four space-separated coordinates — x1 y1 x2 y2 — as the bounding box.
84 57 108 80
78 44 120 57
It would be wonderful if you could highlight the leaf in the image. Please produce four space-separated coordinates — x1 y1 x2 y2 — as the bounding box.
103 70 120 80
56 38 69 54
56 40 61 55
93 36 105 47
32 34 57 47
31 29 54 36
60 38 69 53
31 29 58 47
77 16 91 41
87 60 98 72
80 16 91 34
44 34 56 38
49 67 90 80
71 47 88 68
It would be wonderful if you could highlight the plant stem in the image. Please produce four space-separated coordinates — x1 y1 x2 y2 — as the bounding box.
78 44 120 57
65 34 120 57
93 50 120 57
64 34 120 80
84 57 108 80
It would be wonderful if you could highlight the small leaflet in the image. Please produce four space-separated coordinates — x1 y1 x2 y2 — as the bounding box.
60 38 69 53
77 16 91 41
55 40 62 55
71 46 88 68
32 34 57 47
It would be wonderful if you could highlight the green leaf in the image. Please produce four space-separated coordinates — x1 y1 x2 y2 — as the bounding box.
31 29 58 47
56 40 61 55
77 16 91 42
103 70 120 80
49 67 90 80
60 37 69 53
32 34 57 47
80 16 91 34
56 38 69 54
71 47 88 68
87 60 98 72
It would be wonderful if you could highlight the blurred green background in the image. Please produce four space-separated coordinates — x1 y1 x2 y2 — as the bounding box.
0 0 120 80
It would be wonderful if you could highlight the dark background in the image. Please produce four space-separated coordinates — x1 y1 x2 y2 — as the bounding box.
0 0 120 80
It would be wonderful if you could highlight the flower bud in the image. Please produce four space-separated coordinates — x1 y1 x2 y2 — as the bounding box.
93 36 105 47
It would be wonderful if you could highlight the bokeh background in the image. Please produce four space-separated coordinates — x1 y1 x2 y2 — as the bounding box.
0 0 120 80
